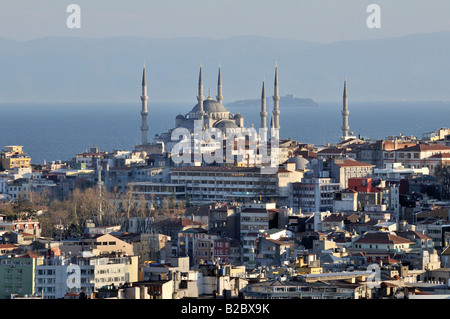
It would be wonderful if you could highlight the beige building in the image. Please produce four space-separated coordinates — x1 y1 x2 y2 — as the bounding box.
83 233 134 256
60 233 134 257
331 159 375 189
0 146 31 170
384 143 450 173
277 161 304 201
351 232 414 253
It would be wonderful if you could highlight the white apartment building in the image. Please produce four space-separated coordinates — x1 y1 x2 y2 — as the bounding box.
373 163 429 180
35 252 139 299
383 144 450 172
169 166 278 204
388 184 401 221
239 202 273 266
290 177 341 213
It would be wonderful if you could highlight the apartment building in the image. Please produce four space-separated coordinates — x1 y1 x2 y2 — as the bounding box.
35 252 139 299
243 278 370 299
239 202 274 267
290 177 340 213
331 159 375 189
0 146 31 171
0 253 43 299
169 166 278 205
383 143 450 173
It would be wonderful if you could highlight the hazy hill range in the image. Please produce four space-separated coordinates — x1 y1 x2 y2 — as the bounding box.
0 32 450 103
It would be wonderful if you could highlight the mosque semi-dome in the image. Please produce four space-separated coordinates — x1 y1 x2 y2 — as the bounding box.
214 120 239 130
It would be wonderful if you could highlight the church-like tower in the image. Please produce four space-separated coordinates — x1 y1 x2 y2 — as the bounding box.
260 78 267 130
272 63 280 130
341 78 350 141
140 63 149 145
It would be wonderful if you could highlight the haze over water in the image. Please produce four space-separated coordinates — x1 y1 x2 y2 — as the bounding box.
0 101 448 165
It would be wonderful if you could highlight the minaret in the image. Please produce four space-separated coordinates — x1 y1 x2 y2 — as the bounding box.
260 77 267 129
197 64 204 119
216 63 223 104
272 63 280 130
140 63 149 145
341 77 350 141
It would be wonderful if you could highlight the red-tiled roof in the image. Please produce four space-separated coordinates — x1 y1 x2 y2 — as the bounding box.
354 232 414 245
395 230 431 241
181 218 203 226
382 141 417 151
0 244 17 250
429 153 450 159
21 232 35 237
414 291 434 295
400 144 450 152
264 238 292 246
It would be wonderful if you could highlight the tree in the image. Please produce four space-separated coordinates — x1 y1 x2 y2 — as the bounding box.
39 207 71 239
28 188 52 210
13 196 33 217
0 205 17 221
99 188 123 227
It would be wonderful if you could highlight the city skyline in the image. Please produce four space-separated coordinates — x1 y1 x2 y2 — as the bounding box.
0 1 450 303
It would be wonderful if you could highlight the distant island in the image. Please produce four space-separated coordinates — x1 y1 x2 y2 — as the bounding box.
227 94 319 108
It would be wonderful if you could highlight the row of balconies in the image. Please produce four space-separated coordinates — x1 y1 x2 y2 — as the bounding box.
171 176 276 183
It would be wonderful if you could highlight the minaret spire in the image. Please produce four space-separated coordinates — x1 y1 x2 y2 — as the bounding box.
140 62 149 145
216 63 223 104
272 62 280 130
197 63 204 117
260 77 267 130
341 77 350 141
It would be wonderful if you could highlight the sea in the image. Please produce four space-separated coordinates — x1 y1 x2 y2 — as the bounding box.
0 101 448 165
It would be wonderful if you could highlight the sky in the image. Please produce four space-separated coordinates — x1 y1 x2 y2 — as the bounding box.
1 0 450 43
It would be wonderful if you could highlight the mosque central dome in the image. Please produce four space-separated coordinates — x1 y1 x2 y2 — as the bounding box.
191 99 228 113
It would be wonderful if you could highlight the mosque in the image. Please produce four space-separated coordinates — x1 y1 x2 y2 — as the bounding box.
135 62 352 169
137 63 281 154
